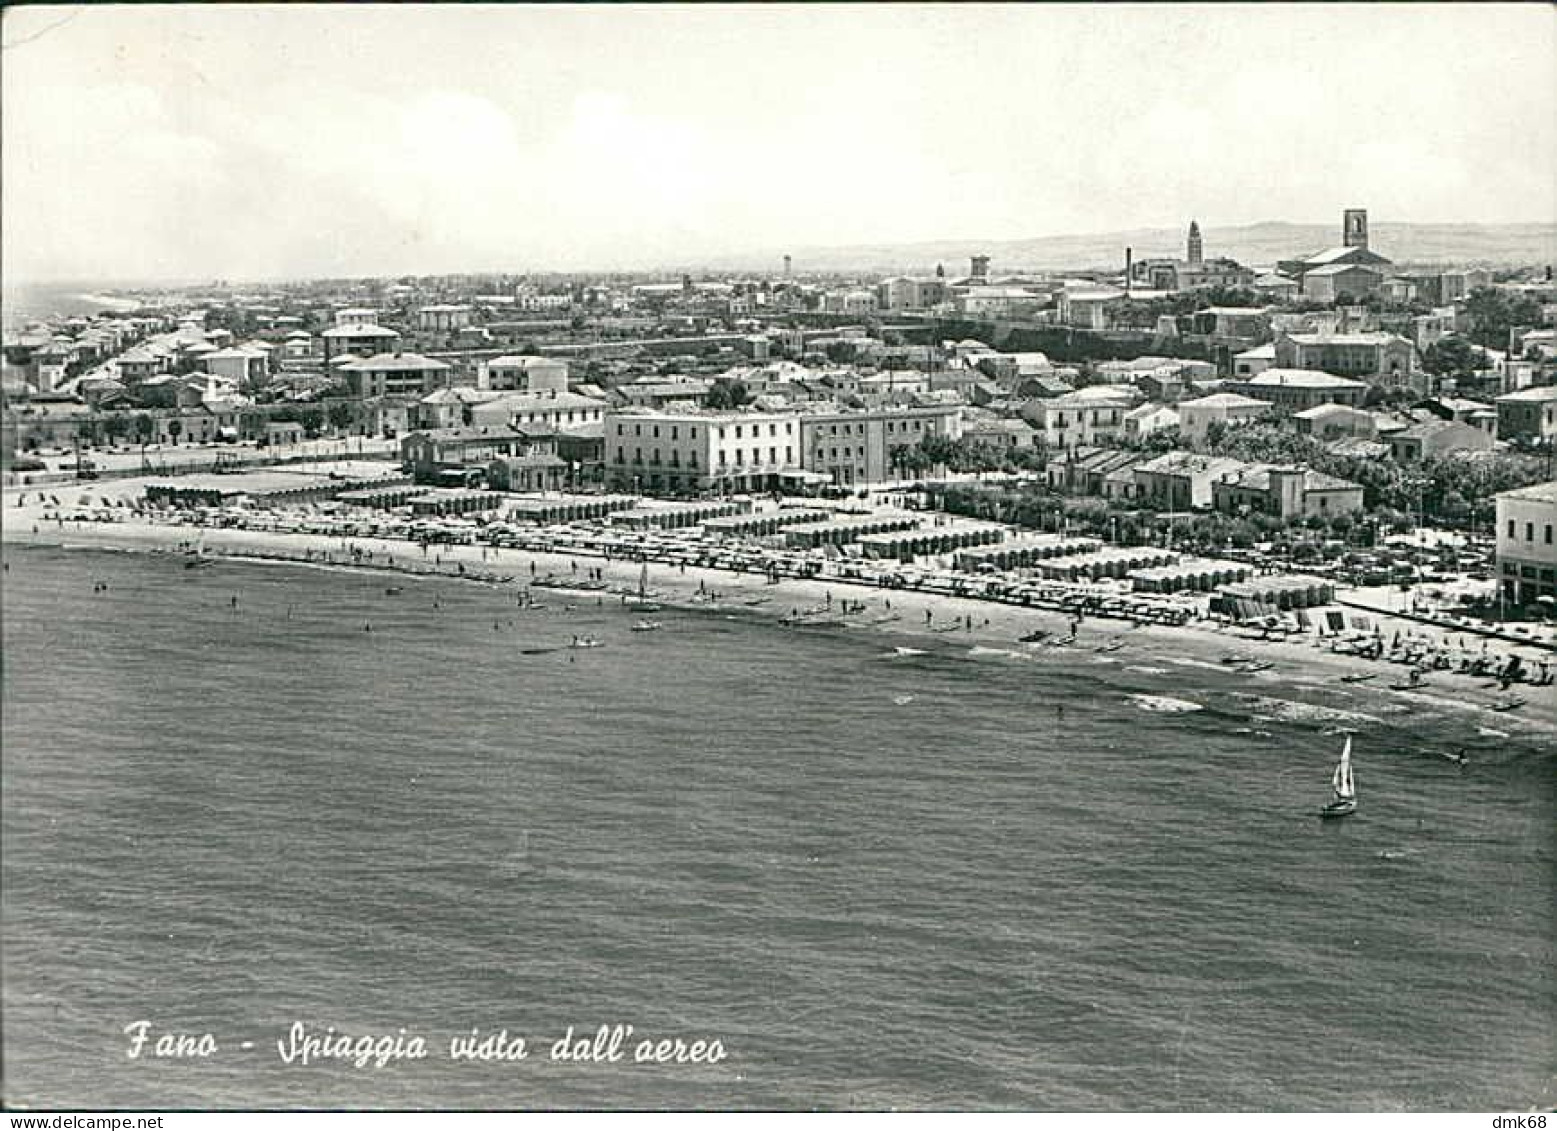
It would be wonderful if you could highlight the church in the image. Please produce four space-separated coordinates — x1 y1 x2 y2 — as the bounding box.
1277 209 1394 300
1130 221 1254 293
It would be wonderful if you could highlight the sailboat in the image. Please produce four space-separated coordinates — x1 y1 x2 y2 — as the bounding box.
1320 734 1358 819
626 561 661 612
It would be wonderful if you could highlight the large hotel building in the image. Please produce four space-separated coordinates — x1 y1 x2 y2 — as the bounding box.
603 404 963 493
605 409 803 494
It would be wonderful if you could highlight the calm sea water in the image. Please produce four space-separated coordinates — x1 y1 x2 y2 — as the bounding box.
2 284 143 330
3 546 1553 1111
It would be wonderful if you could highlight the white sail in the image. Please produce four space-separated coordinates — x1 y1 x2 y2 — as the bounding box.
1334 736 1356 800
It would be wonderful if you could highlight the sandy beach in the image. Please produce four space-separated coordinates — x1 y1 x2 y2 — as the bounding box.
6 480 1554 742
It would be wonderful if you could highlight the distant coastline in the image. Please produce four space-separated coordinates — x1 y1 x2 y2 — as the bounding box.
2 285 142 329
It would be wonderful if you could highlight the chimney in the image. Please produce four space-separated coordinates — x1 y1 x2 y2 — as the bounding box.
1125 247 1133 295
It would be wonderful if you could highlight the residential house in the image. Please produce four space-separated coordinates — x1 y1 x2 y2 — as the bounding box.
1133 452 1249 510
1387 419 1495 462
1046 447 1143 497
1027 387 1139 450
485 430 569 492
1226 368 1369 412
479 355 569 394
1292 404 1378 441
401 427 534 484
1495 386 1557 444
1123 402 1180 440
340 353 452 398
468 389 608 434
964 416 1039 451
411 386 500 431
1212 465 1364 520
322 323 402 364
1247 270 1297 299
1232 342 1276 377
1176 392 1272 442
1414 396 1498 439
202 347 269 390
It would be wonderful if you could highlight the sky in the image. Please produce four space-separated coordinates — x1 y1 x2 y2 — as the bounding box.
2 3 1554 282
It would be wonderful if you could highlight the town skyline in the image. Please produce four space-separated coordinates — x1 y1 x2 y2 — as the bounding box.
4 4 1554 282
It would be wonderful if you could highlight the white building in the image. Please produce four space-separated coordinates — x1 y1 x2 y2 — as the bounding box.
415 305 473 332
1026 386 1139 450
1176 392 1273 442
1495 481 1557 606
468 389 608 434
605 408 803 493
479 355 569 394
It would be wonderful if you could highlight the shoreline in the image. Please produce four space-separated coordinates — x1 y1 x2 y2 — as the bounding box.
7 512 1554 740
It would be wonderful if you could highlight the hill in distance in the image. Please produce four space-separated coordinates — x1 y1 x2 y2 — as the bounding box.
712 221 1557 275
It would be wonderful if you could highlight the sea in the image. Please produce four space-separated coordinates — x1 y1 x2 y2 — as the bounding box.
2 546 1553 1111
2 284 147 331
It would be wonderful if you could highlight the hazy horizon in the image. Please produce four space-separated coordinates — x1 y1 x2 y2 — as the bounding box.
4 4 1554 283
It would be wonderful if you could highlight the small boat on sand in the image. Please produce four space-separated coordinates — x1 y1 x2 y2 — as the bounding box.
1240 660 1274 673
1489 698 1526 713
1340 672 1377 684
630 620 662 632
569 635 604 649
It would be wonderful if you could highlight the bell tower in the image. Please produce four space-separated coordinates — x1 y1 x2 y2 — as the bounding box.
1343 209 1369 250
1187 220 1203 265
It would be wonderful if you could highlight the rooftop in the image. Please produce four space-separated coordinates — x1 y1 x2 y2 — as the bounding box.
1219 465 1361 493
323 323 401 339
1496 385 1557 403
1304 262 1386 277
341 352 451 372
1179 393 1273 409
1285 331 1409 347
1244 368 1368 390
1497 481 1557 505
1137 452 1248 476
1294 403 1369 420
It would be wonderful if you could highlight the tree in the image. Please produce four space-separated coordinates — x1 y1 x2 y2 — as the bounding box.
1422 336 1489 379
1464 286 1541 350
166 419 182 445
102 414 129 445
300 407 325 438
705 379 751 411
134 413 155 447
328 402 355 434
